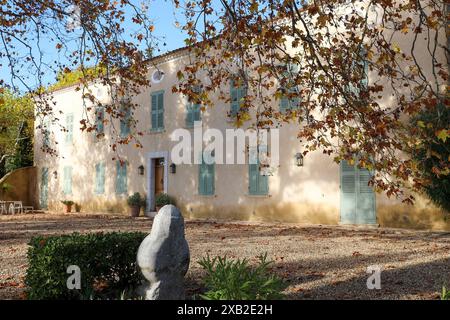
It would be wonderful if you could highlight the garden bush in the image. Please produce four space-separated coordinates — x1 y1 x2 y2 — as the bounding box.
155 193 175 208
198 253 286 300
25 232 147 300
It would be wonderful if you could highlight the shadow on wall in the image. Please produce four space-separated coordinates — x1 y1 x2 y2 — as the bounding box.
378 203 450 231
0 166 38 207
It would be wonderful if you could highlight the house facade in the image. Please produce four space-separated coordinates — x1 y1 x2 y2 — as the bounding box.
33 11 449 231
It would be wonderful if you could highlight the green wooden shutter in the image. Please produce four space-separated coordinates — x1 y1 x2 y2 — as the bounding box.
95 163 105 194
356 166 376 224
340 160 376 224
186 104 194 127
230 80 239 117
65 114 74 145
40 167 49 209
258 170 268 194
116 161 127 194
151 91 164 130
63 166 73 195
249 163 259 194
120 106 131 137
340 160 356 224
157 92 164 129
151 93 158 129
198 155 215 195
360 49 369 89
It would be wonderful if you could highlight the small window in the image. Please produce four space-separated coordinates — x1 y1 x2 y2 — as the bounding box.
151 70 165 83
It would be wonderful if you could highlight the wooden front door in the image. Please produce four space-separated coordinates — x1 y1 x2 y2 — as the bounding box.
154 158 164 196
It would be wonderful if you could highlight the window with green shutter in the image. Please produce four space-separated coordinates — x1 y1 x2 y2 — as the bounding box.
95 162 106 195
63 166 73 195
279 63 300 113
65 114 74 145
115 161 127 194
120 105 131 137
95 107 105 138
230 78 247 117
151 91 164 131
198 154 215 195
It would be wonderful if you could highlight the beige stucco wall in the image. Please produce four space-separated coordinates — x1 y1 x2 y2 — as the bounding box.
33 5 449 230
0 166 38 208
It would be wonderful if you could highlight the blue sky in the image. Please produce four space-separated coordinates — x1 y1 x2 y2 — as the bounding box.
0 0 193 91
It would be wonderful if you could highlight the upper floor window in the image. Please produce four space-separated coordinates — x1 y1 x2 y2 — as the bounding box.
230 78 247 117
279 63 300 113
151 90 164 131
119 104 131 138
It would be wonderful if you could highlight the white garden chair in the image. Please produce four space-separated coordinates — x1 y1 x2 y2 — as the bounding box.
8 201 23 214
0 201 7 215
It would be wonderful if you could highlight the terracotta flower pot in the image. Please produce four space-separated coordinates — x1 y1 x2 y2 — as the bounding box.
65 205 72 213
130 206 140 217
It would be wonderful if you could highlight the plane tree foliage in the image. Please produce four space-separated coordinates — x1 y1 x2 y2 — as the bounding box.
174 0 449 205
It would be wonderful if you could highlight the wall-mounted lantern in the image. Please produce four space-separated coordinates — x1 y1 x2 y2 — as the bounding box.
138 165 145 176
170 163 176 174
295 153 304 167
53 171 58 179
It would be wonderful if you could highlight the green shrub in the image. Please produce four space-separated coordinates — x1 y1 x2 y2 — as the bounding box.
60 200 74 206
155 193 175 207
198 253 286 300
25 232 146 300
127 192 144 207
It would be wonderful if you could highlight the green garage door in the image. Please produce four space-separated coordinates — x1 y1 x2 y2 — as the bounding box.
340 160 376 224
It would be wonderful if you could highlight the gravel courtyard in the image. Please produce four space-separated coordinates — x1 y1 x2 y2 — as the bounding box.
0 213 449 300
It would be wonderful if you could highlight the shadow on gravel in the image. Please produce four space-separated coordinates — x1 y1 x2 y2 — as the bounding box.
283 257 450 300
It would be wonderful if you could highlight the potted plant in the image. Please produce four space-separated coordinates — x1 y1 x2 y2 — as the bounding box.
61 200 75 213
155 193 175 212
74 203 82 213
127 192 143 217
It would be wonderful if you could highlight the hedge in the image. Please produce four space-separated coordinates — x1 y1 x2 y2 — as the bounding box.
25 232 147 300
